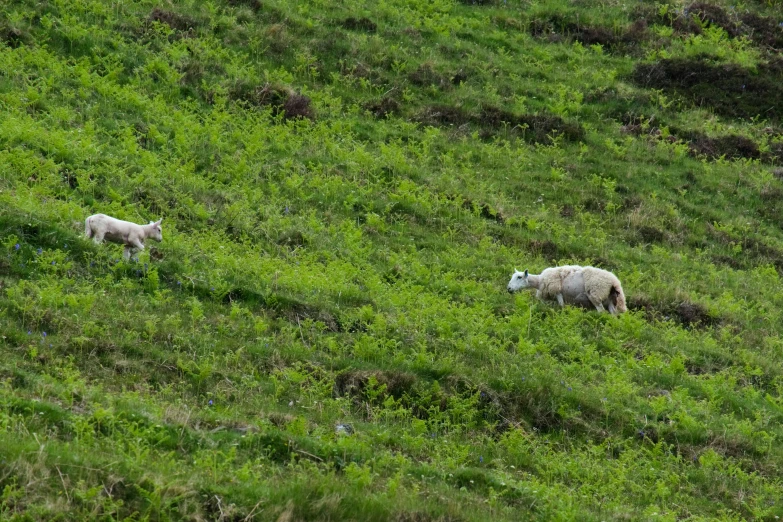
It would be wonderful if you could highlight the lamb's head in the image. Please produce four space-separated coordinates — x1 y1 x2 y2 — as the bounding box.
148 219 163 242
507 269 529 293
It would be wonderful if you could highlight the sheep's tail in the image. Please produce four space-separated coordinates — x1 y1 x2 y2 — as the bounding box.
613 281 627 313
84 216 93 239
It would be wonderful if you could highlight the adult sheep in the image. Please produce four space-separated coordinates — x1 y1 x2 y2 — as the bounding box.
507 265 627 315
85 213 163 261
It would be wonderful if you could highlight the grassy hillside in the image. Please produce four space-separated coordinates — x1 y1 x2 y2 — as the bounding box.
2 0 783 519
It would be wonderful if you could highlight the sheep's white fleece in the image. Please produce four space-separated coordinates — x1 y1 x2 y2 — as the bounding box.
508 265 627 314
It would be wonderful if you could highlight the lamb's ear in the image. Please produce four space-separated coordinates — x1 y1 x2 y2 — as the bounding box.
524 269 528 278
514 267 519 274
155 218 162 226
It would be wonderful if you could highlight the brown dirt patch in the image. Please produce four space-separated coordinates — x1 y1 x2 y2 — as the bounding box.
418 105 472 127
418 104 584 144
711 254 743 270
529 15 647 50
688 2 739 34
277 300 341 333
528 239 559 261
227 0 263 10
675 301 718 328
631 58 783 122
148 8 197 33
740 12 783 50
277 230 308 248
766 141 783 164
451 70 469 85
1 25 27 48
691 134 760 160
230 82 315 120
773 168 783 180
478 107 585 143
341 17 377 33
460 198 505 223
633 3 782 50
282 92 315 120
628 295 720 328
334 370 418 401
583 198 606 213
673 129 761 160
707 222 783 270
409 64 451 89
363 97 401 118
638 225 666 244
560 204 575 218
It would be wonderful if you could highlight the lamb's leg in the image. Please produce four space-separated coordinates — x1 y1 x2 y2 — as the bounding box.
608 302 617 315
556 293 565 308
123 246 133 261
129 239 145 261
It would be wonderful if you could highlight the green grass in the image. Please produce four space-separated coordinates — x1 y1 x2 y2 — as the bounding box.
2 0 783 519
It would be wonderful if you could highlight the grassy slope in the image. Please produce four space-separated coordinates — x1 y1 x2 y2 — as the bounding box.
2 0 783 519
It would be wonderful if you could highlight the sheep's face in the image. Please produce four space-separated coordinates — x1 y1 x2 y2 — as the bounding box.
507 269 529 293
149 219 163 242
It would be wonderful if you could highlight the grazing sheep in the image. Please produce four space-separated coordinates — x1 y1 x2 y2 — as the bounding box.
85 213 163 261
507 265 627 315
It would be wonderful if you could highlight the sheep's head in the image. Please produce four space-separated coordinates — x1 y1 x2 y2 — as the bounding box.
507 268 529 293
148 219 163 242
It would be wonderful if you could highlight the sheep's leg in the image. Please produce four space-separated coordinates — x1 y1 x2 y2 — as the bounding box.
608 302 617 315
587 293 606 313
123 246 133 260
556 293 565 308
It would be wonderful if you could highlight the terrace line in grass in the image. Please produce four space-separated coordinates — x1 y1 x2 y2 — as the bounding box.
507 265 627 315
84 213 163 261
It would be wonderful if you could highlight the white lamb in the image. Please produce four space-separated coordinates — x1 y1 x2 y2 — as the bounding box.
507 265 627 315
84 213 163 260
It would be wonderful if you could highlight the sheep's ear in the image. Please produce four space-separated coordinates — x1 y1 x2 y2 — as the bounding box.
514 267 519 274
155 218 162 226
524 269 528 277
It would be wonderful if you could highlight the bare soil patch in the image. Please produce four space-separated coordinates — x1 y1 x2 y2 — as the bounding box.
364 97 401 118
631 58 783 122
1 25 28 48
341 17 377 33
529 15 648 50
229 82 315 120
148 8 197 33
527 239 559 261
334 370 418 401
409 64 452 89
